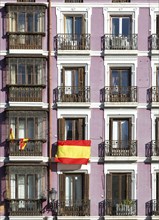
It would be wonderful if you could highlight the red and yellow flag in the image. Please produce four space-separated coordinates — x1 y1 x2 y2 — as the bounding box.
10 128 14 140
19 138 29 150
55 140 91 164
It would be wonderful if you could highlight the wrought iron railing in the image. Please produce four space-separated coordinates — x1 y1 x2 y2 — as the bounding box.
7 33 44 49
8 140 43 156
8 86 43 102
54 86 90 102
102 34 138 50
104 140 137 156
145 141 159 157
104 199 137 216
55 34 90 50
8 199 43 216
65 0 83 2
148 34 159 50
149 87 159 102
57 200 90 216
146 200 159 216
103 86 137 102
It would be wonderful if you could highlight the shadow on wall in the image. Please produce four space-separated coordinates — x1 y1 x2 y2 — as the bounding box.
0 166 7 216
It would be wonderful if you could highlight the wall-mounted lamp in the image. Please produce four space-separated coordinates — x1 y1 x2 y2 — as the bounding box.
48 188 57 217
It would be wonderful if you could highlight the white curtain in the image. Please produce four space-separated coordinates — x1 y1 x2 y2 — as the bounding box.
10 174 16 199
10 119 16 139
38 118 43 139
9 12 16 32
65 70 72 94
18 119 25 138
112 121 118 148
18 175 25 208
10 65 16 84
65 176 73 206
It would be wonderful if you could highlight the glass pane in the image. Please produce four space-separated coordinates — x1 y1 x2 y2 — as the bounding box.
27 13 33 32
18 64 25 84
27 118 34 139
28 175 35 199
10 65 16 84
27 65 33 84
121 120 128 148
112 18 119 35
121 70 129 87
157 69 159 87
74 175 82 203
75 17 82 35
112 121 119 148
121 175 126 200
122 18 131 36
18 13 25 32
65 120 73 140
112 175 119 203
19 118 25 138
10 174 16 199
112 70 119 87
65 70 72 94
18 175 25 199
65 176 73 206
66 17 73 34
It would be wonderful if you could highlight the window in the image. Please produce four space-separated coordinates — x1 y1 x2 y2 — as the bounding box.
110 68 131 96
8 111 47 140
58 118 85 140
109 118 131 148
157 15 159 35
65 15 84 36
65 0 83 2
111 16 131 37
59 173 89 216
6 166 47 212
106 173 131 204
7 58 45 85
17 0 35 2
112 0 130 2
7 5 45 33
61 67 85 94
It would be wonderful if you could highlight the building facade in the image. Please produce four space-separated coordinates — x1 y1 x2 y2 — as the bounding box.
0 0 159 220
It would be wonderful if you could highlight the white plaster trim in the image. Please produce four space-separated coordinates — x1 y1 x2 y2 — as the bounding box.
104 216 148 220
150 7 159 35
150 164 159 199
9 156 49 162
151 60 158 88
151 109 159 140
9 49 45 54
0 157 5 162
56 102 91 108
8 102 48 109
9 217 45 220
57 163 91 174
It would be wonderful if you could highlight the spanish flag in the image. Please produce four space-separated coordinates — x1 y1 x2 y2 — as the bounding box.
55 140 91 164
19 138 29 150
10 128 14 140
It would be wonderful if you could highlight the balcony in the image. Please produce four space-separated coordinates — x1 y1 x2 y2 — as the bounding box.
103 86 137 102
148 87 159 103
7 199 43 216
102 34 138 50
102 140 137 157
7 86 44 102
55 34 90 50
100 199 137 216
7 33 44 50
148 34 159 50
57 200 90 216
54 86 90 103
7 140 43 156
146 200 159 216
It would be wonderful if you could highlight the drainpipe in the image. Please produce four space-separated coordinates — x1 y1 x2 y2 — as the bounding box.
48 0 52 199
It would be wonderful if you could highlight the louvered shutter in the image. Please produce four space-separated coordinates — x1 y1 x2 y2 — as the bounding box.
156 173 159 201
78 118 85 140
156 118 159 141
59 174 65 201
106 174 112 201
109 118 113 141
78 68 85 87
127 173 132 200
83 173 89 200
128 118 132 142
156 15 159 35
58 118 65 140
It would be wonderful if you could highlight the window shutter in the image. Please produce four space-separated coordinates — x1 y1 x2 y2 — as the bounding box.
109 118 113 141
58 118 65 140
128 118 132 141
156 15 159 35
78 118 85 140
127 173 131 200
106 174 112 201
156 173 159 201
83 174 89 200
59 174 65 201
82 15 85 34
78 68 85 87
156 118 159 140
61 68 65 87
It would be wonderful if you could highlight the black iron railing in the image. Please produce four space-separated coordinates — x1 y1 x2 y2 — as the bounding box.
8 199 43 216
102 34 138 50
8 86 44 102
8 140 43 156
8 33 44 49
55 34 90 50
145 141 159 157
149 87 159 102
103 86 137 102
54 86 90 102
146 200 159 216
148 34 159 50
103 199 137 216
104 140 137 156
57 200 90 216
